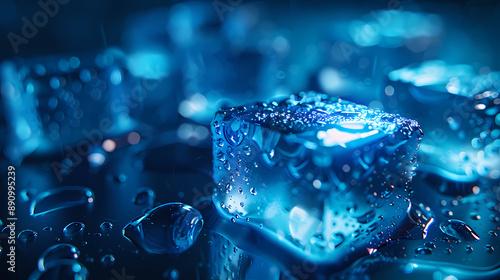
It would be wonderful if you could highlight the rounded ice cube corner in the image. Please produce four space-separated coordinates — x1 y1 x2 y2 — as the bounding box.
209 91 424 266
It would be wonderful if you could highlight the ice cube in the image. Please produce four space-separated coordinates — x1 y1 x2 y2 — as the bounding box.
123 3 290 124
384 61 500 188
0 49 142 162
211 91 423 272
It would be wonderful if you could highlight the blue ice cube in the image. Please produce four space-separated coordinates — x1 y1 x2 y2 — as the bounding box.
123 3 290 125
0 49 140 162
0 61 42 162
384 61 500 187
211 91 423 272
348 11 443 48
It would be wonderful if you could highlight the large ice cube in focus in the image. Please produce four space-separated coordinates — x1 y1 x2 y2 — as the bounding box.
211 92 423 267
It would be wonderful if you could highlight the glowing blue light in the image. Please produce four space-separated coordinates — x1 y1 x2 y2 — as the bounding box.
348 11 443 48
110 69 122 85
87 153 106 167
69 56 81 69
26 82 34 94
15 119 32 140
79 69 92 83
319 68 342 93
289 206 321 243
388 60 474 94
49 77 60 89
126 51 170 79
317 127 381 148
72 263 82 273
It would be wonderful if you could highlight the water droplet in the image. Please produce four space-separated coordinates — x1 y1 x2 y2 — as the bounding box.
442 209 453 217
43 227 53 232
486 202 497 211
381 185 394 198
216 138 224 147
356 209 376 224
63 222 85 236
223 161 231 171
30 186 94 217
227 146 235 158
113 174 127 183
132 187 156 207
424 242 436 249
224 125 243 146
469 212 481 220
20 188 37 202
2 226 13 236
376 231 385 239
18 229 37 244
30 260 88 279
37 244 80 271
439 219 480 243
250 188 257 195
100 222 113 234
100 254 115 269
217 151 225 162
163 268 180 280
485 244 494 253
123 203 203 254
465 245 473 253
489 214 500 222
441 237 450 243
443 248 452 255
330 233 345 248
414 247 433 255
